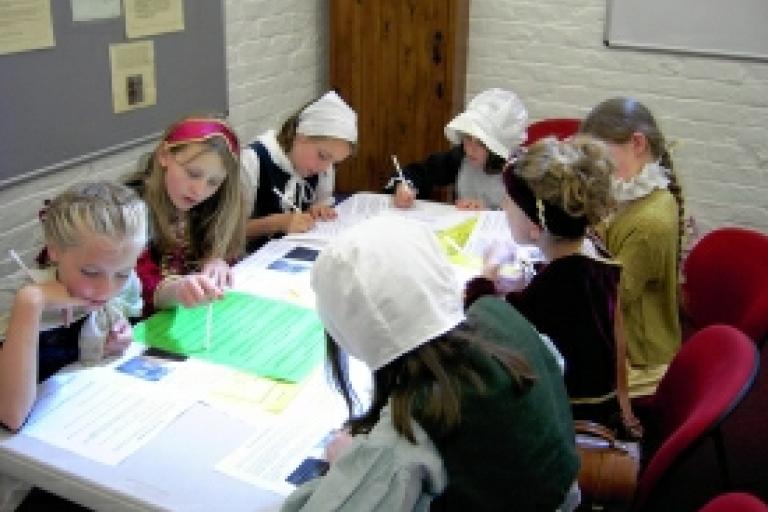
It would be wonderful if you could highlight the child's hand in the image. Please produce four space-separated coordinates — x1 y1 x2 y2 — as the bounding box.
622 413 644 440
104 317 133 357
455 198 485 210
393 183 416 209
26 281 90 326
324 429 354 464
308 203 338 221
175 274 223 308
483 242 529 294
284 212 315 233
482 242 513 281
202 257 233 289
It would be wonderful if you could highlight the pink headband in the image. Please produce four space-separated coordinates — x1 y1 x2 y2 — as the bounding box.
164 118 240 159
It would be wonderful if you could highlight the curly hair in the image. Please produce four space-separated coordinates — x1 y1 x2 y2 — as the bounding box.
514 135 616 227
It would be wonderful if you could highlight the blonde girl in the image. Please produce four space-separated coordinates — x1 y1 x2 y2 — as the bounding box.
1 181 147 431
128 116 246 316
465 136 641 437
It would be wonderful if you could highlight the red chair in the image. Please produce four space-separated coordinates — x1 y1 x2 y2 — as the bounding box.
522 118 581 146
632 325 760 511
682 227 768 344
683 228 768 503
699 492 768 512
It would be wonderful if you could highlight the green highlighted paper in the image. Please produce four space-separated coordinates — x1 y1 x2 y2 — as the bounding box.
133 292 324 382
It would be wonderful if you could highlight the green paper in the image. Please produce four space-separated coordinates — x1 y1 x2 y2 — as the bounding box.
133 292 324 382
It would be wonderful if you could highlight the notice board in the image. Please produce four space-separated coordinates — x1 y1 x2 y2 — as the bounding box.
0 1 228 187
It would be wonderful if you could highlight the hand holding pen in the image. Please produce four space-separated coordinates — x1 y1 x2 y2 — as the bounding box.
391 155 416 209
273 187 315 233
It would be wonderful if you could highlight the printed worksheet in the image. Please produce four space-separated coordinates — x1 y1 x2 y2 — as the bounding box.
23 367 194 465
215 371 347 495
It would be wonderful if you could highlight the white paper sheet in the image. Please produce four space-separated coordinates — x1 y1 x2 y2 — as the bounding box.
23 367 194 465
215 371 348 495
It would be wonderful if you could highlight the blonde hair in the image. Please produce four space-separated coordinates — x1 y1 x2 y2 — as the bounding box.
515 135 616 227
42 181 147 252
131 115 246 262
580 97 685 263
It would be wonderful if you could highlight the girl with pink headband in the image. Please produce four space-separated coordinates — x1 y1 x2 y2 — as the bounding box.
126 116 247 316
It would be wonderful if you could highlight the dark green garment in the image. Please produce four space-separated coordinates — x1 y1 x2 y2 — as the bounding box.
426 297 579 511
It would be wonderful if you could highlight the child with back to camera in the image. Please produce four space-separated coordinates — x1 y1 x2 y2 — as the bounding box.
0 182 147 509
465 136 642 437
242 91 357 251
387 88 528 210
281 215 580 512
126 116 247 317
579 97 684 398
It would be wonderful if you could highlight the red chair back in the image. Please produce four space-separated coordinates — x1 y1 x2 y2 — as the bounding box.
633 325 759 511
699 492 768 512
682 227 768 343
522 118 581 146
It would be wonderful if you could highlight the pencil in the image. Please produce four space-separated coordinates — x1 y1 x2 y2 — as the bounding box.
8 249 33 279
391 155 406 184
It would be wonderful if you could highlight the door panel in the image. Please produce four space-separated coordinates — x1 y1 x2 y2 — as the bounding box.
330 0 467 194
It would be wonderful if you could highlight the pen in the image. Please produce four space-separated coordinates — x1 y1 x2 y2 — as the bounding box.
8 249 34 280
273 187 301 213
205 302 213 351
391 155 407 184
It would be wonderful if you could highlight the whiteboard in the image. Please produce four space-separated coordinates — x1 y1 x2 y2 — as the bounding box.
605 0 768 61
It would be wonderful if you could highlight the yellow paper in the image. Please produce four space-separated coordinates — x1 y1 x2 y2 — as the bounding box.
206 372 301 414
109 40 157 113
0 0 55 55
124 0 184 39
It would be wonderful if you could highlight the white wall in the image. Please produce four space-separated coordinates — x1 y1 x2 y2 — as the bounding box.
467 0 768 237
1 0 766 280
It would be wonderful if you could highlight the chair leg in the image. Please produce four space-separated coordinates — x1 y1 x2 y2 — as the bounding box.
713 427 733 490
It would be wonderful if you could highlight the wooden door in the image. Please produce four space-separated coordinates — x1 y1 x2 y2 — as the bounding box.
330 0 468 194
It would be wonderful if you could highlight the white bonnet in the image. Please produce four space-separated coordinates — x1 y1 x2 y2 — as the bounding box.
297 91 358 144
445 88 528 159
311 215 465 370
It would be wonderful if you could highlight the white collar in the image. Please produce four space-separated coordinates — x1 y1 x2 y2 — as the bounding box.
612 161 670 203
256 130 333 209
257 130 296 178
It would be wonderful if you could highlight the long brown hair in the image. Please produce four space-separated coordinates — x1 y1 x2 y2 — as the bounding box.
326 323 535 443
128 116 246 263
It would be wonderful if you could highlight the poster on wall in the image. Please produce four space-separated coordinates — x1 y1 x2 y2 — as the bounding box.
124 0 184 39
0 0 55 55
71 0 121 22
109 40 157 113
